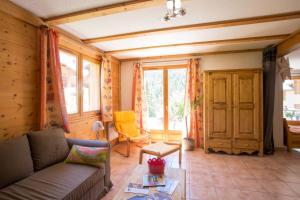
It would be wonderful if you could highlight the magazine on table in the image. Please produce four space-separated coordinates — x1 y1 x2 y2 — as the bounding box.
143 175 165 187
156 178 178 195
125 183 149 195
127 192 171 200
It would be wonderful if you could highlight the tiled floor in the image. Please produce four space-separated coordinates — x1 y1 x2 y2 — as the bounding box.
103 145 300 200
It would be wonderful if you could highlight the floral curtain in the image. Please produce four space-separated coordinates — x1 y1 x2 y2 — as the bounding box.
101 57 113 122
132 62 146 129
38 27 70 132
185 59 203 147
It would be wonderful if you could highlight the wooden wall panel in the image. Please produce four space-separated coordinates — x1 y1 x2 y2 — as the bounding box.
111 57 121 112
66 116 100 140
0 10 38 140
0 9 121 141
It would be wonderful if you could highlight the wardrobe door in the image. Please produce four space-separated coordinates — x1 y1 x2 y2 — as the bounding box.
232 71 260 142
207 73 232 140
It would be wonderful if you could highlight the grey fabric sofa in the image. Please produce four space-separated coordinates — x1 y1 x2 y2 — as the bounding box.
0 128 112 200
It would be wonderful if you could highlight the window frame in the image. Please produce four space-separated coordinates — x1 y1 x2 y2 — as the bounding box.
59 47 101 121
284 76 300 124
81 55 101 117
59 48 80 118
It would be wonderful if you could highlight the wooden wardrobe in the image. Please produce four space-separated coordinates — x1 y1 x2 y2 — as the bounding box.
203 69 263 156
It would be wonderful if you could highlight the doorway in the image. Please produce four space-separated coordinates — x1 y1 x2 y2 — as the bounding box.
143 65 187 142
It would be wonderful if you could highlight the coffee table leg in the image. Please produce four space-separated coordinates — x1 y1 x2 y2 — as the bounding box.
139 150 144 164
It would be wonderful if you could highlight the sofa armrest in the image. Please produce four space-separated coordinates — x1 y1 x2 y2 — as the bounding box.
66 138 112 192
66 138 109 149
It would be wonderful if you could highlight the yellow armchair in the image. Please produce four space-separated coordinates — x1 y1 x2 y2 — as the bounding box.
114 111 151 157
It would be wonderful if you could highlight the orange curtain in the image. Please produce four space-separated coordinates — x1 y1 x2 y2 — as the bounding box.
39 27 70 133
101 57 113 122
132 63 146 129
186 59 203 147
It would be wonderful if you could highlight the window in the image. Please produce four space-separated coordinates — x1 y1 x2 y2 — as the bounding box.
83 59 101 112
60 50 78 114
283 78 300 120
59 49 101 117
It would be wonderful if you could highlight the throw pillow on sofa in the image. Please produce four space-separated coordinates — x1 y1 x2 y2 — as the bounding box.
27 128 69 171
65 145 108 168
0 136 34 189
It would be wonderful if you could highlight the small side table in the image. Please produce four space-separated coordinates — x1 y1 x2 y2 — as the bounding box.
139 141 182 164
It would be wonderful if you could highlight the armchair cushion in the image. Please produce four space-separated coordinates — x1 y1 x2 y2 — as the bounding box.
114 111 141 141
120 123 139 138
114 111 136 122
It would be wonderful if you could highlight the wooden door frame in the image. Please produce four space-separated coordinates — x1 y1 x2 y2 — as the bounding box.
143 65 187 141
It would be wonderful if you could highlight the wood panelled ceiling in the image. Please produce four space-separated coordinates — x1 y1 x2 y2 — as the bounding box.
9 0 300 59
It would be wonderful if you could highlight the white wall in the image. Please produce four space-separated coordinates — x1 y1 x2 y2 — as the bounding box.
121 51 262 110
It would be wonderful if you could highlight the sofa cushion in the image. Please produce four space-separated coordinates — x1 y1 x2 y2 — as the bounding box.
0 162 105 200
28 128 69 171
0 136 34 189
65 145 108 168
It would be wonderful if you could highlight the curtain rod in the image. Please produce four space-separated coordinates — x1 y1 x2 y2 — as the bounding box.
141 57 201 64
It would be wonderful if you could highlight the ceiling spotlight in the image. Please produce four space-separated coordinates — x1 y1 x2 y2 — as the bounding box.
163 0 186 22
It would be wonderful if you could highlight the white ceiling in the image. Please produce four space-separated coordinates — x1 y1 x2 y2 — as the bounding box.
94 19 300 51
10 0 300 59
10 0 130 18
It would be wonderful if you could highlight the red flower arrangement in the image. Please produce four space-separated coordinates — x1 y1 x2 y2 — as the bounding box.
147 158 165 175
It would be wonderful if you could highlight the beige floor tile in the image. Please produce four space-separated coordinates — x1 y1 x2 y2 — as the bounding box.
215 188 250 200
240 191 273 200
260 180 298 196
287 182 300 197
190 174 213 187
210 174 235 189
190 185 218 200
233 177 267 192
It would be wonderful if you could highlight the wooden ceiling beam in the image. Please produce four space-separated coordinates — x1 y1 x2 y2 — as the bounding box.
277 29 300 56
119 48 263 62
105 34 288 55
84 11 300 43
45 0 166 25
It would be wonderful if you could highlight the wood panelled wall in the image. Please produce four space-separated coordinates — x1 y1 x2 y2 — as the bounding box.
0 9 121 141
111 57 120 112
0 10 38 140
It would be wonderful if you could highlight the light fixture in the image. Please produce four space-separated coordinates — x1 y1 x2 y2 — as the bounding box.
163 0 186 21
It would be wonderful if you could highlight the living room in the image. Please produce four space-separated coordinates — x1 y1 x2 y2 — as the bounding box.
1 0 300 199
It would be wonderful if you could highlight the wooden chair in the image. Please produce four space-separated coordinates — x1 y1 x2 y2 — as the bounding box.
283 118 300 151
113 111 151 157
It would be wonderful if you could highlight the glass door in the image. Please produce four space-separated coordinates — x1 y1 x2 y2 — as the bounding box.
144 70 164 130
144 66 187 142
168 68 187 131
